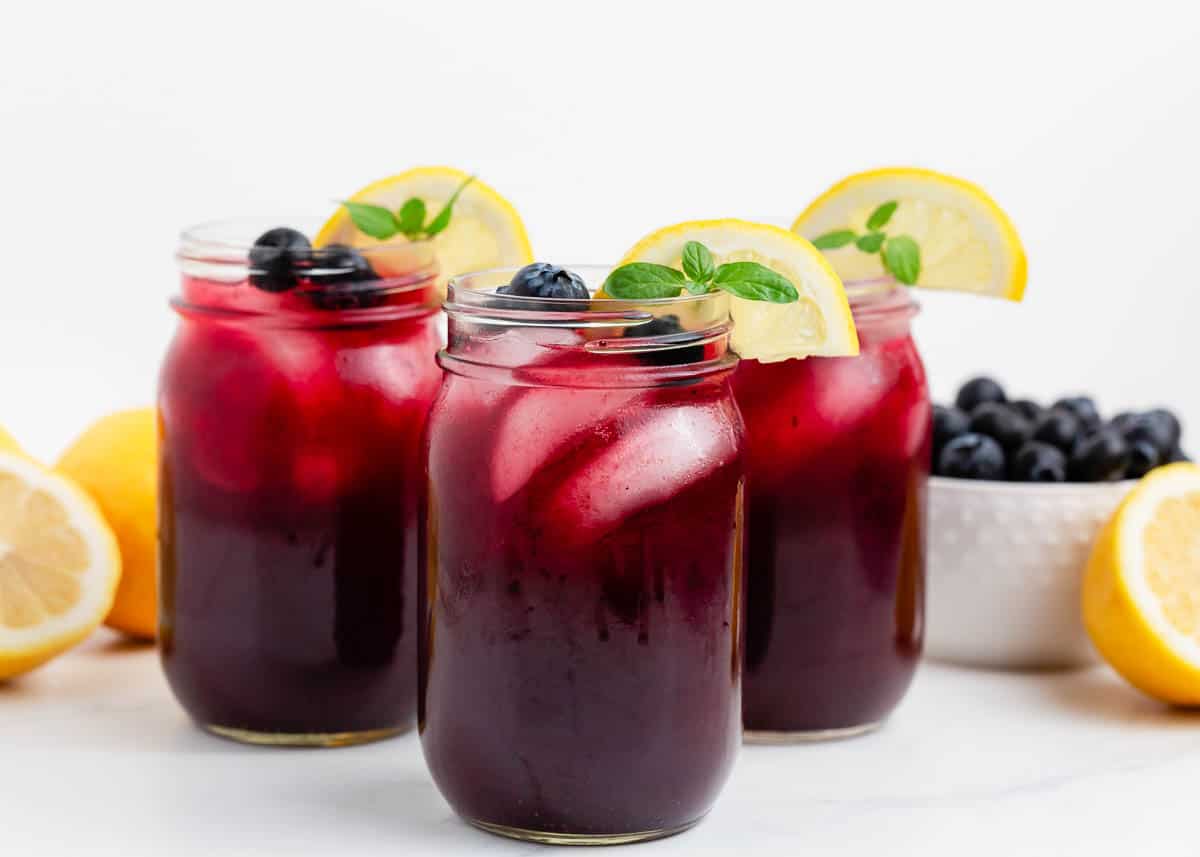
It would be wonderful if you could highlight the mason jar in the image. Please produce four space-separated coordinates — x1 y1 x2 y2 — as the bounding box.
420 267 745 844
160 218 442 746
734 278 931 741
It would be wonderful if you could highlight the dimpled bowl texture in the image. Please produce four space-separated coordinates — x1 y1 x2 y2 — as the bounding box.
926 475 1138 669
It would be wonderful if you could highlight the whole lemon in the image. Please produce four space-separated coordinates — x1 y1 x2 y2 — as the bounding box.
57 408 158 640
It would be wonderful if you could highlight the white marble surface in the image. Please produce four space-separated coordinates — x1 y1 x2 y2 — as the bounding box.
2 630 1197 856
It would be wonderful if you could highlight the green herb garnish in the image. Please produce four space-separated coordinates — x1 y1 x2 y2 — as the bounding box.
603 241 799 303
812 200 922 285
339 174 475 241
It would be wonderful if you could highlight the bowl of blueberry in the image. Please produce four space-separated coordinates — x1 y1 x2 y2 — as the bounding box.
926 376 1190 669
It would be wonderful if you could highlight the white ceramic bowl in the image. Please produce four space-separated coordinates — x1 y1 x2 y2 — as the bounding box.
926 475 1137 669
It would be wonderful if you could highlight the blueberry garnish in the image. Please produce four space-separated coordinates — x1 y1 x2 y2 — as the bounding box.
1010 441 1067 482
1053 396 1102 433
932 405 970 460
498 263 590 300
1126 440 1161 479
937 433 1006 480
623 314 705 367
955 376 1007 413
1031 408 1081 453
968 402 1033 453
1169 446 1192 463
1068 426 1130 482
249 227 311 292
309 244 379 284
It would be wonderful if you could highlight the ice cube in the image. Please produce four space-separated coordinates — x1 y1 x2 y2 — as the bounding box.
490 386 644 502
539 403 740 545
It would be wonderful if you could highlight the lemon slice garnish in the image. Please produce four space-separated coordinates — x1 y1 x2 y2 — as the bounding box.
0 452 120 679
793 167 1027 300
315 166 533 277
617 219 857 362
1084 463 1200 704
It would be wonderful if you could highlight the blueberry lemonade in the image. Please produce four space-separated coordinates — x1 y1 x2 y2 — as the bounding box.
732 168 1026 740
160 168 532 746
420 235 856 844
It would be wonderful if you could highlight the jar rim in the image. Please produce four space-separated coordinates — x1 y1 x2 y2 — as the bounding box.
843 276 920 323
178 216 433 262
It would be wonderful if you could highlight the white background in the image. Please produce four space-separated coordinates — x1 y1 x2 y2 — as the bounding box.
1 0 1199 458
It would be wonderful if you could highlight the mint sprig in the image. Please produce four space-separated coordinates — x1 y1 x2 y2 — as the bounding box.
339 174 475 242
603 240 799 304
811 200 922 285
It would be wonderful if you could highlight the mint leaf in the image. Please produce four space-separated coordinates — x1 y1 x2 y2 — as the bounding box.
342 202 399 240
812 230 857 250
603 263 687 299
396 198 426 237
712 262 799 303
867 201 898 231
681 241 715 284
882 235 921 285
424 174 475 237
683 280 710 296
856 232 886 253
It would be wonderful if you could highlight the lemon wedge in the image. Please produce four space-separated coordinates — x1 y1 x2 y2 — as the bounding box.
793 167 1027 300
315 166 533 278
617 219 858 362
0 451 121 679
1083 463 1200 704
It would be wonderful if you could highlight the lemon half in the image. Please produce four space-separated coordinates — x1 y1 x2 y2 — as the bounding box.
0 426 20 456
0 452 121 679
793 167 1027 300
1084 463 1200 704
618 219 858 363
315 166 533 278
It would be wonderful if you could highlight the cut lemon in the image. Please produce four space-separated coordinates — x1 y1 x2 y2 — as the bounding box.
0 452 120 679
314 166 534 278
617 219 858 362
0 425 20 455
1083 463 1200 704
792 167 1027 300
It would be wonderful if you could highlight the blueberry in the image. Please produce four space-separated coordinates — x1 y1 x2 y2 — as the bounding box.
1010 399 1043 422
1068 426 1131 482
1119 409 1182 459
1169 446 1192 463
1053 396 1102 433
968 402 1033 453
249 227 311 292
622 314 704 366
937 433 1006 480
1147 408 1183 449
1031 408 1081 453
1110 411 1138 434
308 244 379 284
1126 440 1161 479
1010 441 1067 482
955 376 1007 413
498 263 590 300
933 405 971 459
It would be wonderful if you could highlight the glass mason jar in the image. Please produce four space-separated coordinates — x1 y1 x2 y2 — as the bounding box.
420 268 746 845
733 279 931 741
160 219 443 746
